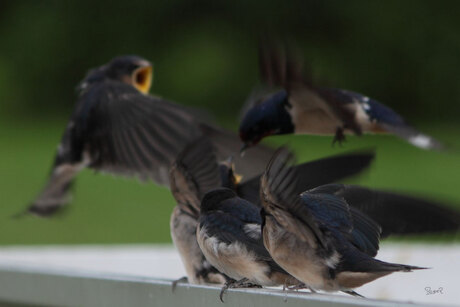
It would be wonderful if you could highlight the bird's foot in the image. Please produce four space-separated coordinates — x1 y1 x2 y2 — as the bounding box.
219 278 262 302
284 283 316 292
342 290 365 298
332 127 346 147
171 276 188 292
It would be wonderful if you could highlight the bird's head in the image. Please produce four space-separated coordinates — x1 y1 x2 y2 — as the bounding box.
219 156 243 190
106 55 153 94
79 55 153 94
239 90 294 152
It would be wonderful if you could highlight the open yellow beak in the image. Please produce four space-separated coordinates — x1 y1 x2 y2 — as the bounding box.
233 173 243 185
132 65 153 94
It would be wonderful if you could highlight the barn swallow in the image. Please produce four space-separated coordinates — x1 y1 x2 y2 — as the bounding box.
169 138 228 286
197 187 301 301
239 42 443 151
25 55 276 216
169 138 375 288
260 148 426 296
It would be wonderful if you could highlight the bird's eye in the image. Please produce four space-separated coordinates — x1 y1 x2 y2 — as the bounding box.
132 66 153 94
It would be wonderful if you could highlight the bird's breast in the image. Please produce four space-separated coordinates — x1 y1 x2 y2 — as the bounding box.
263 216 335 290
196 226 275 285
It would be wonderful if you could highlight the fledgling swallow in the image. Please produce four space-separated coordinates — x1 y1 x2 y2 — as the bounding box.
169 138 375 288
260 148 427 296
239 42 443 151
24 55 276 217
169 138 228 286
197 187 301 301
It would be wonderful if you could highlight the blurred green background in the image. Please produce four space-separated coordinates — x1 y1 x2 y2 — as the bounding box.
0 1 459 245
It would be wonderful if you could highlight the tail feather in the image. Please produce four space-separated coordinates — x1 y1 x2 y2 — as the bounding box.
381 123 444 151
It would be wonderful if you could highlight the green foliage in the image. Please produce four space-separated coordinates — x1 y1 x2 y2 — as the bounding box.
0 1 459 244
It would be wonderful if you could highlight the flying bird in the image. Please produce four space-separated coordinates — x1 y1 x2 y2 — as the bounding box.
260 148 427 296
239 42 443 151
25 55 275 216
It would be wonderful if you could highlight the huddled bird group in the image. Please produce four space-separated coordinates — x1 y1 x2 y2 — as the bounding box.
24 40 460 301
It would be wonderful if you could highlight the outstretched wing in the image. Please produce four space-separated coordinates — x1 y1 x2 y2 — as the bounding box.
83 81 202 183
335 185 460 237
238 149 374 205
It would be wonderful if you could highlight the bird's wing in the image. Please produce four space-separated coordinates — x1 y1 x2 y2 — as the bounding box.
301 186 380 257
25 162 82 217
24 117 90 216
237 149 375 205
79 81 202 184
169 137 222 217
261 148 328 248
304 184 382 257
334 185 460 238
324 88 444 150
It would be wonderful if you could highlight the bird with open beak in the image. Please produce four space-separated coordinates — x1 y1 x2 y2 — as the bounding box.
260 148 427 296
239 41 443 152
24 55 276 216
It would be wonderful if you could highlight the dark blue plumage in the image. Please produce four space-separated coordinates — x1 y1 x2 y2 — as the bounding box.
324 88 406 126
239 90 294 147
197 187 299 297
260 148 426 294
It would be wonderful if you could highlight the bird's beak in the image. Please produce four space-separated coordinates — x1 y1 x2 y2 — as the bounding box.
132 63 153 94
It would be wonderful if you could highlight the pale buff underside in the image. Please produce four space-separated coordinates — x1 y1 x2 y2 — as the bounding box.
263 216 337 290
196 227 278 286
289 89 385 135
263 217 396 291
170 207 225 285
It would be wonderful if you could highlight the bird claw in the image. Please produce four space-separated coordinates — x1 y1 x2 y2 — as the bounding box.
332 127 346 147
342 290 365 298
171 276 188 292
284 283 316 292
219 278 261 302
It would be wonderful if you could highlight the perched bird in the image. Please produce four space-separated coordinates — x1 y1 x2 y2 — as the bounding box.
170 137 459 289
260 148 427 296
197 187 301 301
169 138 227 286
239 42 443 151
169 137 374 287
25 55 275 216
